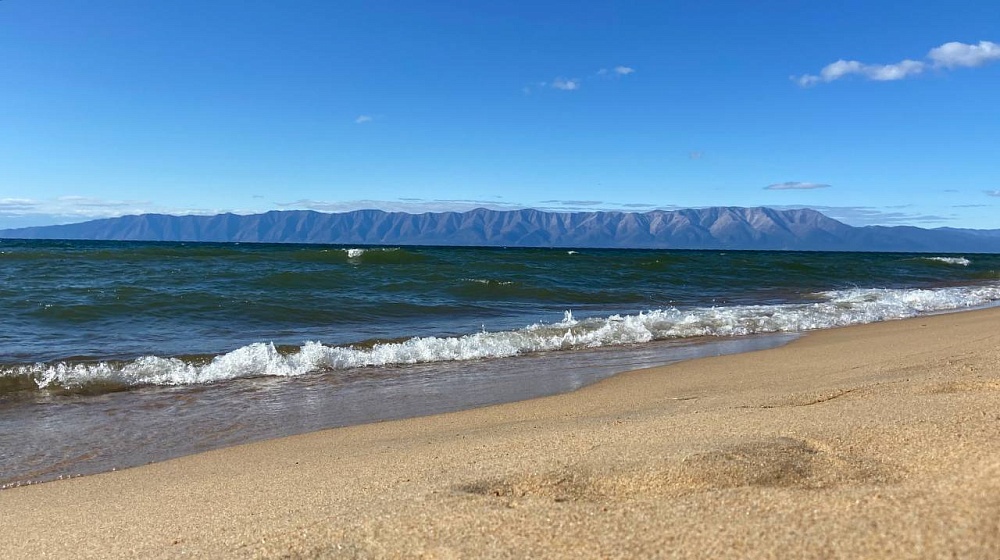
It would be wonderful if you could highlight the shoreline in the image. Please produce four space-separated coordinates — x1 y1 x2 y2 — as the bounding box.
2 307 999 558
0 332 797 489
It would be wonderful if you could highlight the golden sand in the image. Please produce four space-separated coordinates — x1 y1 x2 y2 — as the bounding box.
2 308 999 558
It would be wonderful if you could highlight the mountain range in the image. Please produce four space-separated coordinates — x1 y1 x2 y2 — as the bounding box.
2 207 999 253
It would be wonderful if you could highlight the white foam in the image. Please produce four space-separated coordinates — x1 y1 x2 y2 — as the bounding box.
343 247 400 259
462 278 515 286
13 283 1000 391
922 256 971 266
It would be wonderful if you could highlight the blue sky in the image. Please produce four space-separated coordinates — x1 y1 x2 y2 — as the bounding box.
2 0 998 229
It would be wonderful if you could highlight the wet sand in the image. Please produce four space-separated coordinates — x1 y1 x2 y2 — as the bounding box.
2 308 999 558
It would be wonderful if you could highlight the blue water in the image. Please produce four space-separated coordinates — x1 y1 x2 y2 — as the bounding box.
1 240 998 487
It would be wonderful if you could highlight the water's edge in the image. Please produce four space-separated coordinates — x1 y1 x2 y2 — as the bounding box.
1 333 797 489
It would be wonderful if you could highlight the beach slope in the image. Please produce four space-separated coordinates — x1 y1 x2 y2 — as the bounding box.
2 308 999 558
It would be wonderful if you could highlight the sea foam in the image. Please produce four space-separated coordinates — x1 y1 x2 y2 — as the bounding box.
921 256 971 266
8 282 1000 392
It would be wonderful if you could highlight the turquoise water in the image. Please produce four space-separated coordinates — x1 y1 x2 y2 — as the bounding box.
1 240 999 486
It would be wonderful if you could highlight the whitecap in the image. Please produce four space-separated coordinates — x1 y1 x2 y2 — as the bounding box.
921 256 971 266
12 282 999 391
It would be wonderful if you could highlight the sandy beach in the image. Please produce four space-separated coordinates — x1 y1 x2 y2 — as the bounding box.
2 307 999 559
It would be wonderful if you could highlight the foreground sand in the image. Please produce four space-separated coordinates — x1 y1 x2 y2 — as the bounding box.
2 308 999 559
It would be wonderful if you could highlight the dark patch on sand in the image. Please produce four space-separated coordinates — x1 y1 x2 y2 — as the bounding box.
459 437 897 503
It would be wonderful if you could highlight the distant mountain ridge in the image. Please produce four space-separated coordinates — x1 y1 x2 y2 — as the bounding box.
2 207 999 253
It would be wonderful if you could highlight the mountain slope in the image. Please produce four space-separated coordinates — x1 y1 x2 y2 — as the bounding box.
2 207 998 252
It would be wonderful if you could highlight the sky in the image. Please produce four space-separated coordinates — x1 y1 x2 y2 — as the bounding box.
1 1 999 230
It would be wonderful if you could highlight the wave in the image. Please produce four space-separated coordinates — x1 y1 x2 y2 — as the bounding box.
461 278 515 286
4 282 999 395
345 248 366 258
339 247 427 264
920 256 971 266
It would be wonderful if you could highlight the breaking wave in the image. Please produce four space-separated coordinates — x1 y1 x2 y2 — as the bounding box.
4 283 999 395
921 256 971 266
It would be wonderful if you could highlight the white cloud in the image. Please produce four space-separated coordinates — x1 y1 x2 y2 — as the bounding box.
55 195 140 209
689 151 704 160
929 41 1000 68
867 59 925 81
532 65 633 92
0 198 39 212
795 40 999 86
551 77 580 91
354 115 373 124
621 202 669 209
986 190 1000 197
801 59 863 85
764 182 832 190
796 59 924 86
0 196 223 228
540 199 604 206
597 66 636 78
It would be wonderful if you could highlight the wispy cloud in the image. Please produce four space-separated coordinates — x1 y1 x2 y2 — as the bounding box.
55 195 141 209
540 199 604 206
0 198 39 213
551 77 581 91
795 40 1000 86
527 65 635 93
0 196 231 229
764 181 832 190
688 151 704 160
534 199 674 212
796 59 925 86
0 196 149 218
598 66 635 77
277 198 529 214
986 190 1000 197
620 202 666 209
354 115 373 124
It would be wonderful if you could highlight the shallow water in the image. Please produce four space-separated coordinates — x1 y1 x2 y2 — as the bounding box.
1 334 794 487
